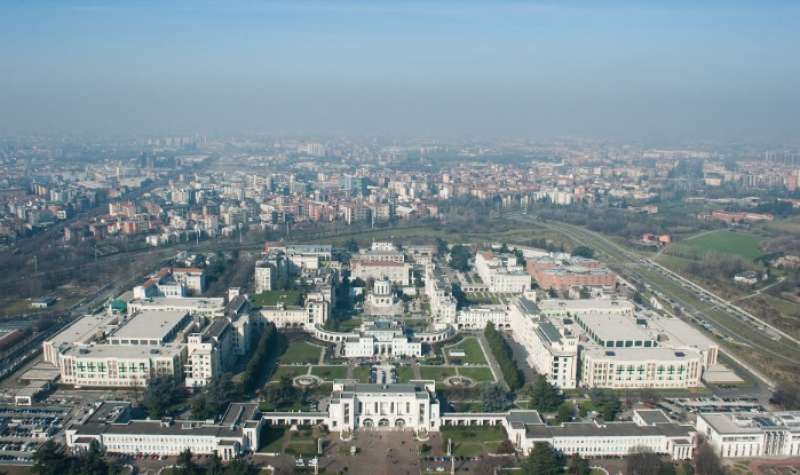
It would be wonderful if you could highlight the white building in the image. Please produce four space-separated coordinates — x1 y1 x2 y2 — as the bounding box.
254 252 286 294
185 318 236 388
326 381 441 432
351 260 412 286
507 409 695 460
696 411 800 459
424 264 457 322
58 344 184 388
474 251 531 293
343 321 422 358
258 292 328 329
66 402 262 461
127 297 226 319
581 347 703 389
507 298 579 389
538 298 635 319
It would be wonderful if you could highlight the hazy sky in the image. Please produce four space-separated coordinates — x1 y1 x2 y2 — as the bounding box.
1 0 798 142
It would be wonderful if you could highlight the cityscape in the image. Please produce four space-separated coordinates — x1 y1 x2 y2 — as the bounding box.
1 2 800 475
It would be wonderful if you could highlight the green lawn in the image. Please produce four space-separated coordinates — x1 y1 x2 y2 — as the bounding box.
311 365 348 381
440 426 508 456
269 366 307 382
353 366 372 383
447 337 487 365
682 230 764 260
279 341 322 365
252 290 304 307
458 367 495 382
396 366 416 383
419 366 456 382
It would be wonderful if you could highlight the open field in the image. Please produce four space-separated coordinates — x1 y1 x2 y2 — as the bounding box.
269 366 307 382
396 366 416 383
278 341 322 365
419 366 457 382
681 230 764 260
447 337 487 365
352 366 371 383
311 365 348 381
440 426 508 456
458 367 495 382
252 289 304 307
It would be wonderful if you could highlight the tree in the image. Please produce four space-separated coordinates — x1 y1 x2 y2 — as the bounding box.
522 442 562 475
449 244 472 272
143 376 180 418
770 381 800 409
224 458 259 475
566 453 591 475
32 440 70 475
174 449 202 475
589 388 621 421
343 238 359 253
436 238 449 257
556 401 574 423
77 440 110 475
571 246 594 259
192 373 242 420
207 453 224 475
480 383 512 412
496 439 516 454
626 447 664 475
694 441 725 475
528 376 564 413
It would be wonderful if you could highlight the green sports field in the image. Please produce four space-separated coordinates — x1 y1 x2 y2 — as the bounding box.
682 230 764 259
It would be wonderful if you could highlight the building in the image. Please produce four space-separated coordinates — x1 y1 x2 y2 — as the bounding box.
581 347 703 390
326 381 441 432
185 318 236 388
475 251 531 293
507 299 579 389
66 402 262 461
127 297 226 319
254 252 287 294
507 409 695 460
424 264 457 322
351 260 413 286
343 320 422 358
55 310 192 388
43 313 117 365
696 411 800 458
526 255 616 291
258 292 328 329
538 298 635 319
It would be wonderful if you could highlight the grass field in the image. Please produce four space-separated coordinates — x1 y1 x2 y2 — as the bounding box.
252 290 304 307
269 366 307 382
419 366 456 382
311 365 348 381
447 337 487 365
458 367 495 382
440 426 507 456
279 341 322 365
353 366 372 383
682 230 764 260
396 366 416 383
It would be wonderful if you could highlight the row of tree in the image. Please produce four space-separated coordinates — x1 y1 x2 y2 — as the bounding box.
484 323 524 390
241 322 284 393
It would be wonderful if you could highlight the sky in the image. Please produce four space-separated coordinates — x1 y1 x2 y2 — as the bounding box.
0 0 798 143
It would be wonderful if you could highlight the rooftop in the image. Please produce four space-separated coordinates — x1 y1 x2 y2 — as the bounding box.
110 310 189 342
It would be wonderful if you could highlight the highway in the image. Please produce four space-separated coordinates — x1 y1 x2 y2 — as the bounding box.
521 216 800 387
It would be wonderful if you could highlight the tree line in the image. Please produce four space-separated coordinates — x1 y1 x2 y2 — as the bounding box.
484 323 524 390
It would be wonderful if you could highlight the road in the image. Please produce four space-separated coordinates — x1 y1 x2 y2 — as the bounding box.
524 216 799 388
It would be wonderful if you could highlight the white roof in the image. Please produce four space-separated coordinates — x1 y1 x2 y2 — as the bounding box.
111 310 188 341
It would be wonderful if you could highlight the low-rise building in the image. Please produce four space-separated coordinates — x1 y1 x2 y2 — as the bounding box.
696 411 800 458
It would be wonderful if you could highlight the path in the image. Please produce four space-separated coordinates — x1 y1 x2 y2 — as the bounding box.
731 277 785 302
476 332 508 390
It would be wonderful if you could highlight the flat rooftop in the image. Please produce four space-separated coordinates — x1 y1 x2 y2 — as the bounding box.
129 297 224 310
110 310 189 341
46 313 113 347
539 298 634 313
576 313 653 342
585 346 701 361
64 343 183 359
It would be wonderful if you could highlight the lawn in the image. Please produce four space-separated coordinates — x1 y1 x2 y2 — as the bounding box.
269 366 307 382
311 365 348 381
447 337 487 365
279 341 322 365
440 425 508 456
458 367 495 382
353 366 372 383
252 290 304 307
396 366 416 383
419 366 456 382
682 230 764 260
